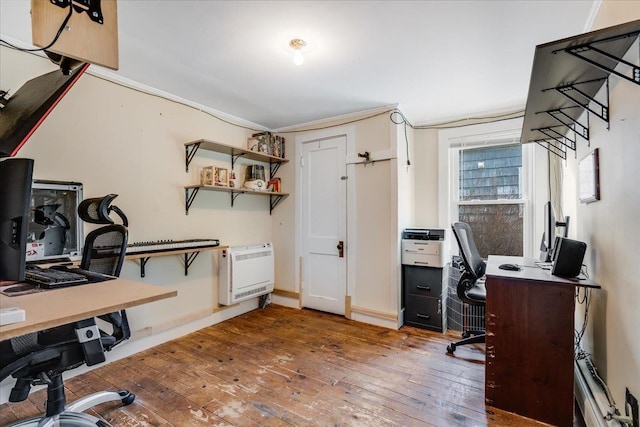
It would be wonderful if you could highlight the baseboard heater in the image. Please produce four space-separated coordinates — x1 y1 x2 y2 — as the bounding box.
219 242 274 306
575 358 619 427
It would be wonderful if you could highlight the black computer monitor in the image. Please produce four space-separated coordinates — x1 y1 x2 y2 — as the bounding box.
539 201 570 262
0 158 34 282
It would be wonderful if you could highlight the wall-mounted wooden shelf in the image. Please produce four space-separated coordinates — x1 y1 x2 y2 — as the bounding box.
126 245 227 277
184 185 288 215
184 139 288 176
183 139 289 215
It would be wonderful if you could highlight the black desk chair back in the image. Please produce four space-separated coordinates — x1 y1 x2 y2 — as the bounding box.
0 195 133 427
447 222 487 354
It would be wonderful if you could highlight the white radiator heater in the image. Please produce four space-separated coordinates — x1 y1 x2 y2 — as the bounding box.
219 242 274 306
575 358 621 427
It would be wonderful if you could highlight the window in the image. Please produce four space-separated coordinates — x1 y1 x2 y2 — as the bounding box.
455 144 526 258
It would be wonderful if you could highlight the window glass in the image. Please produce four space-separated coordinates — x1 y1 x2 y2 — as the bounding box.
457 144 524 258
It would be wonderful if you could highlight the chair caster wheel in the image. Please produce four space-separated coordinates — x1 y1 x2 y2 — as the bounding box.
447 344 456 354
462 331 471 339
120 391 136 405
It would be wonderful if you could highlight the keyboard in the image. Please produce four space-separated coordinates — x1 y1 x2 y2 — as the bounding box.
25 267 88 289
49 265 116 283
126 238 220 255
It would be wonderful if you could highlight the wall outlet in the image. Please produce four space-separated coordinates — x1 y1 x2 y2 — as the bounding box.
626 388 639 427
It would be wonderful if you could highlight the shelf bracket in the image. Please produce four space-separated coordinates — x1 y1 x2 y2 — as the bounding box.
231 152 246 170
533 126 577 152
270 161 282 178
139 257 151 278
185 187 200 215
270 194 285 214
184 251 200 276
540 108 590 142
185 142 202 173
230 191 241 207
565 32 640 88
534 139 567 160
552 78 610 128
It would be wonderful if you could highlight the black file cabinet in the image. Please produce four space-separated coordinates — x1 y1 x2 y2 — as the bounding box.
401 229 446 332
403 265 444 331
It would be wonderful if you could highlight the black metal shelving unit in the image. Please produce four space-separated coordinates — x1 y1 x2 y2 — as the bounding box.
521 19 640 159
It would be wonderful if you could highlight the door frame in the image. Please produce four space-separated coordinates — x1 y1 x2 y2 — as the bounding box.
295 126 356 312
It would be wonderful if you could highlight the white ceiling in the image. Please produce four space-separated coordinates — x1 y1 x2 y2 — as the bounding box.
1 1 599 129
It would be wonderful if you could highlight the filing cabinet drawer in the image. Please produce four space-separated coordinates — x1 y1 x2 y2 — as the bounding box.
401 240 444 267
402 239 441 255
402 253 443 268
403 265 443 296
404 296 443 331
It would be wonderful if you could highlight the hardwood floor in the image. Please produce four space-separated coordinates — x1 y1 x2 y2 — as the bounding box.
1 305 552 426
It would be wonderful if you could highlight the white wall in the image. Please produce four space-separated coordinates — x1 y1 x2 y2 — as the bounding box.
413 129 439 228
1 46 273 335
565 1 640 410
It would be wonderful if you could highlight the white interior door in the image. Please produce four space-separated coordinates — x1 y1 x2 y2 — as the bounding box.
301 136 347 315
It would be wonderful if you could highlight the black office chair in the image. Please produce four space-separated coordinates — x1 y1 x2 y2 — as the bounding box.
0 195 133 427
447 222 487 354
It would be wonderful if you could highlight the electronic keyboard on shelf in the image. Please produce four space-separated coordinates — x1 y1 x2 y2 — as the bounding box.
126 239 220 255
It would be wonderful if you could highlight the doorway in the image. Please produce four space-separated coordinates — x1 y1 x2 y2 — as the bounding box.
299 135 347 315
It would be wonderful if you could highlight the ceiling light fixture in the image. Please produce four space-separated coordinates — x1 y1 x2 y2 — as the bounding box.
290 38 306 66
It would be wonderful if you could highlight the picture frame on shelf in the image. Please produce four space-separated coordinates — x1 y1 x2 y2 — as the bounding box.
215 167 229 187
247 137 259 152
201 166 214 185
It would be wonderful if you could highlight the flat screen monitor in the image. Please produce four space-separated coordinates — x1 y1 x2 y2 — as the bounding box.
0 63 88 158
539 201 570 262
0 158 34 282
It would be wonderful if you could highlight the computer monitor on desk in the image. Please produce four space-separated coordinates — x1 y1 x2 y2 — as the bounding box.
540 201 570 262
0 158 34 283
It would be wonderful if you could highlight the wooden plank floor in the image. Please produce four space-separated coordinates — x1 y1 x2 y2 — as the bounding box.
1 305 557 426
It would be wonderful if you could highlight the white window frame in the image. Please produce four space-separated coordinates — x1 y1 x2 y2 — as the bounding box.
437 118 537 259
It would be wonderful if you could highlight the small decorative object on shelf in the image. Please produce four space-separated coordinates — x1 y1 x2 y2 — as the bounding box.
201 166 214 185
267 178 281 193
214 167 229 187
247 132 286 159
247 137 259 152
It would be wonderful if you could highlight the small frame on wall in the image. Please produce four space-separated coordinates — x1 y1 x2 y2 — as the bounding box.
579 148 600 203
215 167 229 187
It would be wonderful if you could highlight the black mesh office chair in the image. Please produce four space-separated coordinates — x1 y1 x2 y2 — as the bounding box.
447 222 487 354
0 195 133 426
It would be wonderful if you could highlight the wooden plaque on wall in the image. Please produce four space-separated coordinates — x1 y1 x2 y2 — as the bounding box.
31 0 119 70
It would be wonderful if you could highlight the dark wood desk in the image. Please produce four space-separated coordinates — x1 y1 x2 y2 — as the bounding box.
485 255 600 427
0 278 177 340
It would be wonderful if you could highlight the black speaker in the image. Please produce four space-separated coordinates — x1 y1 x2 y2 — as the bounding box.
552 237 587 278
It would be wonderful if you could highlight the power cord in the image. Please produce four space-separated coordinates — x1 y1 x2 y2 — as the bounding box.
0 5 73 52
390 110 411 165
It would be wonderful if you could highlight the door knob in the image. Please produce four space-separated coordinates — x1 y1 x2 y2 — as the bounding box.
337 241 344 258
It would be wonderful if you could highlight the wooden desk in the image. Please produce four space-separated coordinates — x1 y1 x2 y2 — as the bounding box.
0 278 177 340
485 255 599 427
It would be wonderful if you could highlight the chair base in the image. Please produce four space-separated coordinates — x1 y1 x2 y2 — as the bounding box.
7 390 135 427
447 331 486 354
